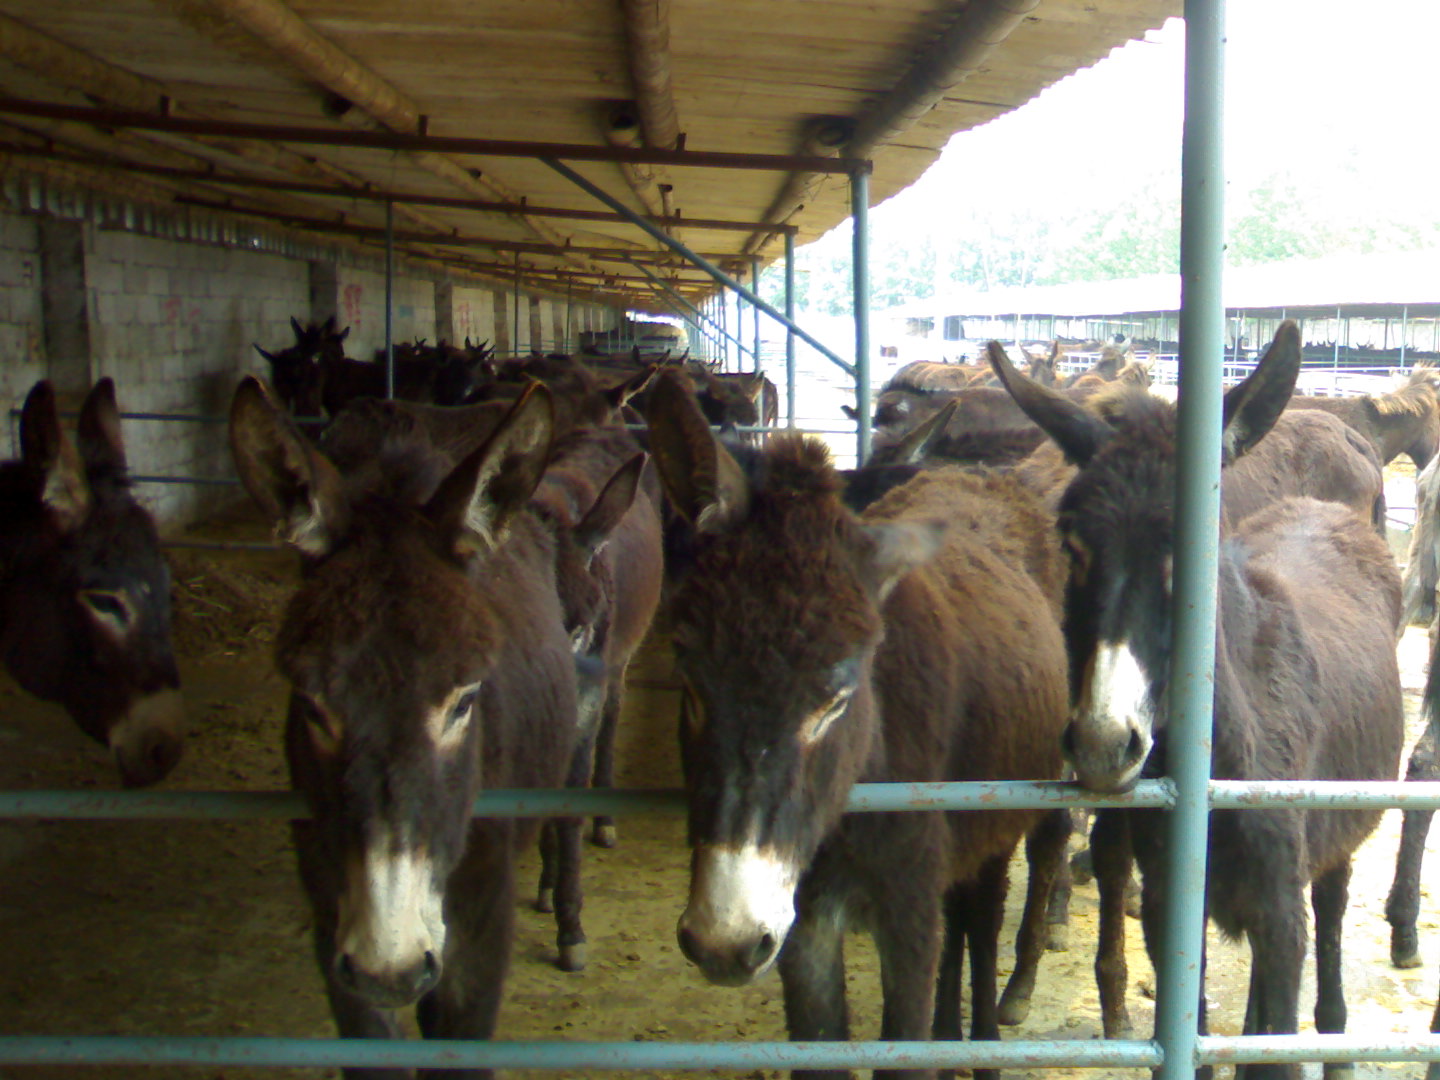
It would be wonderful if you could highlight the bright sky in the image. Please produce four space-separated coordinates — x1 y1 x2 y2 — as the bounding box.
884 1 1440 229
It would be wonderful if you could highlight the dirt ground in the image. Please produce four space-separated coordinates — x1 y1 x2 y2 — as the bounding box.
2 504 1440 1080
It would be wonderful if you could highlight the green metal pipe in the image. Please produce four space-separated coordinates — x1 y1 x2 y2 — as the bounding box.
751 258 762 374
785 231 797 427
851 169 872 463
1198 1034 1440 1066
541 158 856 377
1155 1 1226 1078
0 1036 1163 1071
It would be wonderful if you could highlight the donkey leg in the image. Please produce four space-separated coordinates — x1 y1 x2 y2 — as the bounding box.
589 676 624 848
932 882 966 1049
550 815 588 971
999 809 1070 1025
1387 718 1439 968
534 819 558 913
1237 858 1307 1080
1312 862 1353 1080
961 855 1010 1080
875 868 947 1080
1429 987 1440 1080
779 895 850 1080
417 827 517 1080
1091 810 1135 1039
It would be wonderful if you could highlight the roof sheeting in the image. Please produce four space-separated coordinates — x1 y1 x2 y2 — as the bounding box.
0 0 1177 309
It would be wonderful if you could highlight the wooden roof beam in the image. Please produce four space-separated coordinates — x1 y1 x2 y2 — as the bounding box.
204 0 600 271
0 12 461 237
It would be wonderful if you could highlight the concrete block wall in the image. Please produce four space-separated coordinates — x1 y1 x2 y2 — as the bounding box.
0 213 45 449
0 203 628 529
85 229 310 525
334 267 435 361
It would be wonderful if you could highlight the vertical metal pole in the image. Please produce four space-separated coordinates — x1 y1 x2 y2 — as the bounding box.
513 253 522 357
751 258 762 373
1402 305 1409 365
1333 306 1341 379
852 168 872 465
785 231 797 429
1157 0 1224 1077
720 290 730 371
384 198 395 400
565 279 574 355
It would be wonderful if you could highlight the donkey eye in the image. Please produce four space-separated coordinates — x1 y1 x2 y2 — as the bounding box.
1062 534 1092 585
800 687 854 746
295 692 342 752
445 683 483 736
80 589 134 636
680 680 707 737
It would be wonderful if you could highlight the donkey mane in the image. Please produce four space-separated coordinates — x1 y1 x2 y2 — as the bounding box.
1370 378 1437 419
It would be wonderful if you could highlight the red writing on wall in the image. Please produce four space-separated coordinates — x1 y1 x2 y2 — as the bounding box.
342 284 364 330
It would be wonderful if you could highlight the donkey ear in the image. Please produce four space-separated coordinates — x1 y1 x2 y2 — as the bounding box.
254 343 278 364
77 377 128 475
884 398 958 465
19 380 89 529
603 364 658 411
860 518 948 601
229 376 347 555
290 316 305 338
1221 320 1302 464
574 453 647 562
644 369 749 534
426 382 554 554
987 340 1113 465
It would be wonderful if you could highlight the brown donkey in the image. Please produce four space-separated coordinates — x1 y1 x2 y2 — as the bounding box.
1 379 184 787
990 322 1404 1079
230 378 577 1080
646 371 1070 1080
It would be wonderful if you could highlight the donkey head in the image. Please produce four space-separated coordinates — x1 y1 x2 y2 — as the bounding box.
646 371 940 985
988 321 1301 793
230 376 554 1008
3 379 184 787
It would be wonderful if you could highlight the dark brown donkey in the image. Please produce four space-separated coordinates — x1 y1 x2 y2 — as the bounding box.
2 379 184 787
646 370 1070 1080
529 423 663 972
230 378 577 1080
990 321 1404 1080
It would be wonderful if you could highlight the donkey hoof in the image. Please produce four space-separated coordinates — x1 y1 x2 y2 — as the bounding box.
1391 928 1423 968
558 942 588 972
1045 921 1070 952
535 888 555 914
997 993 1031 1027
591 823 618 848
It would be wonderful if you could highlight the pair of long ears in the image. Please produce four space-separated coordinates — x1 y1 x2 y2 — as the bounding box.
229 376 555 557
20 378 130 530
986 320 1303 467
643 368 943 598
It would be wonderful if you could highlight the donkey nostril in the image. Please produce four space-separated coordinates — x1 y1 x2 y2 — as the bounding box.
1060 722 1078 759
336 953 356 988
423 950 439 981
1126 726 1145 763
749 931 777 969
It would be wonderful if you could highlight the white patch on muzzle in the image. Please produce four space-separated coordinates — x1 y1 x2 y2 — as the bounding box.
337 825 446 981
108 688 185 778
681 842 798 977
1072 641 1154 789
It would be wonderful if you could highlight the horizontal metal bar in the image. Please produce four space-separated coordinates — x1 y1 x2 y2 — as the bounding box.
1209 780 1440 810
0 1036 1162 1071
1198 1034 1440 1065
0 781 1179 821
161 539 282 552
0 98 868 175
0 143 797 234
14 780 1440 822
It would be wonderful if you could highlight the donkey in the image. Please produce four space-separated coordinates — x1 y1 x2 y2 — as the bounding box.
989 321 1404 1079
1288 367 1440 470
528 425 663 972
646 370 1070 1080
230 378 577 1080
2 379 184 787
253 315 329 419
